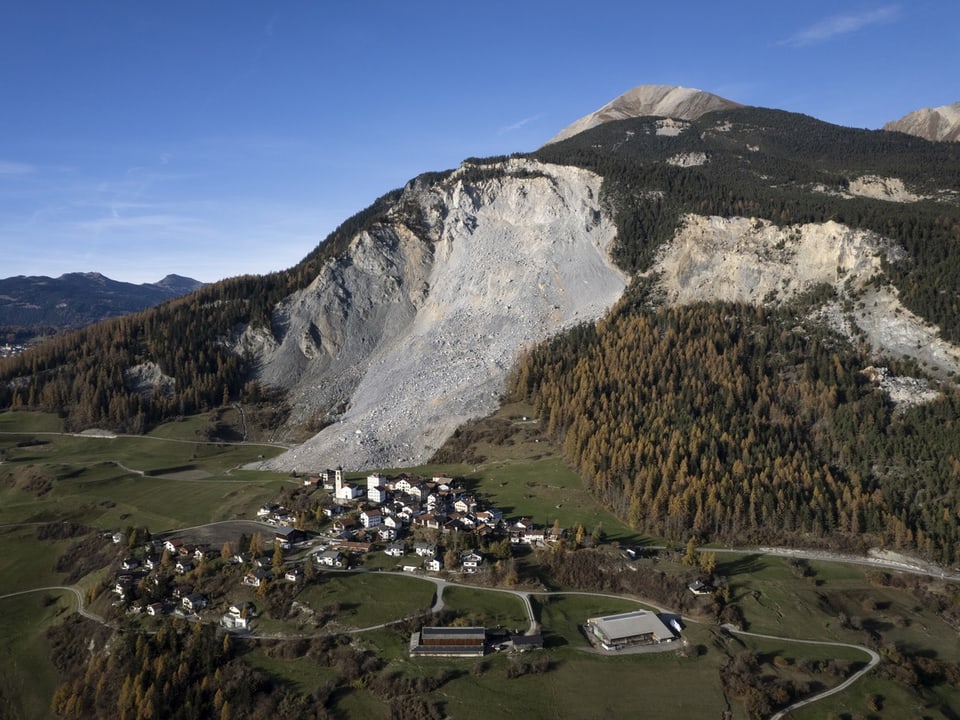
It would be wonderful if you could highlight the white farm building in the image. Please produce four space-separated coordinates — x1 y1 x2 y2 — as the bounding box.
585 610 676 650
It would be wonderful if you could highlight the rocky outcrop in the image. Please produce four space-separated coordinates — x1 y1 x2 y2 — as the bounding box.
253 159 627 471
652 215 889 306
123 362 175 400
651 214 960 394
883 102 960 142
545 85 742 145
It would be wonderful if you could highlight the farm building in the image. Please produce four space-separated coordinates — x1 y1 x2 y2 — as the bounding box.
585 610 676 650
409 626 486 657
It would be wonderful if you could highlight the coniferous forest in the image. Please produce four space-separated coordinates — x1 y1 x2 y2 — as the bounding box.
509 294 960 563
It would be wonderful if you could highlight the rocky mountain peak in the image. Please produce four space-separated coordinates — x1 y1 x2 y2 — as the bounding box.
883 102 960 142
545 84 743 145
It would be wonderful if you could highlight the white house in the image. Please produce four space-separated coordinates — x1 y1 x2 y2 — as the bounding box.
316 550 344 568
384 542 405 558
425 557 442 573
243 569 270 587
460 550 484 573
164 538 184 554
360 508 383 528
221 613 250 630
368 485 389 504
453 497 477 514
413 542 436 558
367 473 387 490
476 509 503 527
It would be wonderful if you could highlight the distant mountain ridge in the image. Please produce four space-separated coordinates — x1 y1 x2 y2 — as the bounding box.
545 84 744 145
884 101 960 142
0 272 203 337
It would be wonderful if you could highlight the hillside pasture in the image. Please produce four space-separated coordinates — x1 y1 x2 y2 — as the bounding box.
295 572 436 630
0 415 291 531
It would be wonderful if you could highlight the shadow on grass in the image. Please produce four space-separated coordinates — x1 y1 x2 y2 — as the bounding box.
717 553 767 577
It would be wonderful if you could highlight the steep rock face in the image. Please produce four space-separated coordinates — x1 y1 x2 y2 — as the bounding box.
653 216 888 305
651 214 960 388
884 102 960 142
255 159 627 471
546 85 742 145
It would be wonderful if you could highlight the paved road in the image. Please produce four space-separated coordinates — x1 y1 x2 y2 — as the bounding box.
721 624 881 720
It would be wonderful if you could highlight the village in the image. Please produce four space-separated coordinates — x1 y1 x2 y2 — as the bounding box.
102 465 692 656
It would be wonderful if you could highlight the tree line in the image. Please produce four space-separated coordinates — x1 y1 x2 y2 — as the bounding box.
509 299 960 563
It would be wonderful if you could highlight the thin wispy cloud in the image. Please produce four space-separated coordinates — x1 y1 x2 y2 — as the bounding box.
781 5 900 47
498 114 542 135
0 160 35 175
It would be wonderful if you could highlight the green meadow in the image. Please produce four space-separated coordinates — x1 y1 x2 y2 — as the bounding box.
2 410 960 719
296 572 436 629
0 591 76 720
0 411 290 531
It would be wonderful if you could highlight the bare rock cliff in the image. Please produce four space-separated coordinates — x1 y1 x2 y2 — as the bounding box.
652 214 960 396
884 102 960 142
252 159 627 471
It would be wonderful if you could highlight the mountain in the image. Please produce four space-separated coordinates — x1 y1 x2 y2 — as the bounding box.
0 272 204 337
544 84 743 145
4 86 960 561
884 101 960 142
247 160 627 470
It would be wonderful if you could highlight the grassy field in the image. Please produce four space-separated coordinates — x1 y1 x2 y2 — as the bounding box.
0 590 75 720
0 411 291 532
0 527 74 594
3 410 960 718
440 585 530 631
295 572 436 629
718 553 960 664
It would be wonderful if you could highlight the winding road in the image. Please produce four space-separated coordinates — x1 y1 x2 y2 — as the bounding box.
722 625 882 720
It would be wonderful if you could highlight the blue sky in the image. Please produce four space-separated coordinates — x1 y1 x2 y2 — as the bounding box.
2 1 958 284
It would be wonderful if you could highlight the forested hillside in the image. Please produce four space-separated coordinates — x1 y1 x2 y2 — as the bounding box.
509 290 960 563
0 188 408 432
507 108 960 562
